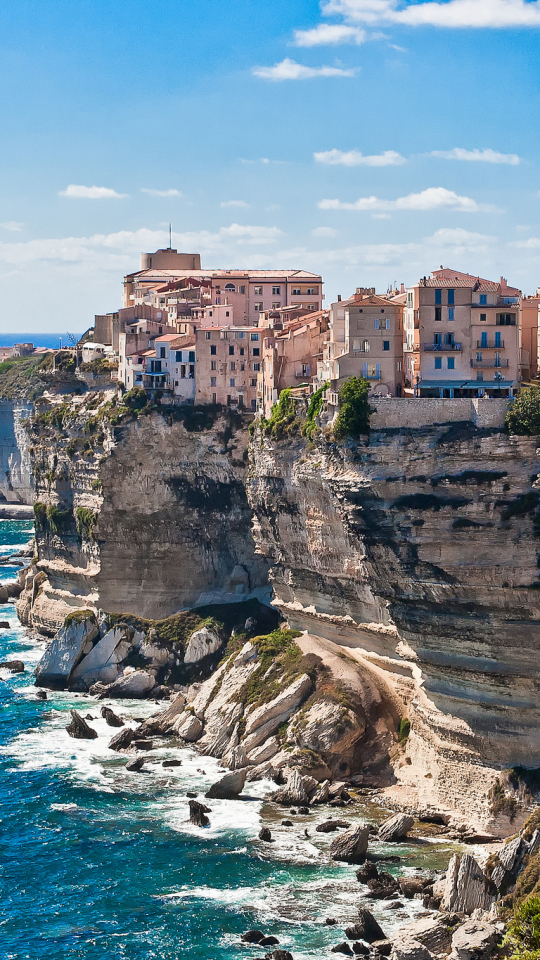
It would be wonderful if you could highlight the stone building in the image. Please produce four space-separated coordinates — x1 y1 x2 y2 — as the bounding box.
259 311 330 417
195 326 261 410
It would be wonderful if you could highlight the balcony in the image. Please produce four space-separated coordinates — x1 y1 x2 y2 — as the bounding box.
423 342 462 351
470 359 509 369
476 340 505 349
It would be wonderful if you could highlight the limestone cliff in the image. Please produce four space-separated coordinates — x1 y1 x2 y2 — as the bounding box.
19 393 269 633
247 422 540 831
0 401 33 503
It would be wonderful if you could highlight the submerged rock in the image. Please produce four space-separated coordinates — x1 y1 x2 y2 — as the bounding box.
100 706 124 727
316 819 351 833
259 827 272 842
108 726 135 751
346 910 386 944
162 759 182 767
125 756 145 772
66 709 98 740
241 930 265 943
329 825 370 864
0 660 24 673
205 768 246 800
36 689 48 700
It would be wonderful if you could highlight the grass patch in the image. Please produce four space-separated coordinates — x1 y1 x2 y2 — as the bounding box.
233 628 307 707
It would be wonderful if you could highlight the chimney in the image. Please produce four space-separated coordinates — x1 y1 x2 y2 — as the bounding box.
337 294 341 302
400 283 405 294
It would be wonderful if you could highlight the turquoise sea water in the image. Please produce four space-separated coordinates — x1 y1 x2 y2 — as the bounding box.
0 520 459 960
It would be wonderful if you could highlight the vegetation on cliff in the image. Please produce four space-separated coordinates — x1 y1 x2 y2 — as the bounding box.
333 376 372 441
0 352 80 401
506 387 540 436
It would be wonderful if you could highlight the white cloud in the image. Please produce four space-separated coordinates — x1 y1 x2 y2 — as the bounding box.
221 223 283 244
431 147 520 164
59 184 128 199
315 148 406 166
294 23 366 44
239 158 286 165
141 188 182 197
252 58 357 80
510 237 540 248
312 226 339 236
318 186 497 212
221 200 249 208
0 221 23 232
321 0 540 28
372 213 392 219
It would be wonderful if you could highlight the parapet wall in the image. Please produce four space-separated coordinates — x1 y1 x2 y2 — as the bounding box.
370 397 509 430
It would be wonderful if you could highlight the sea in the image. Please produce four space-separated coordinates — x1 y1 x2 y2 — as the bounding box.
0 519 460 960
0 334 85 352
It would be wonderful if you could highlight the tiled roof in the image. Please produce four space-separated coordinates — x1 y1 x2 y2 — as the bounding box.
170 335 196 349
420 277 500 291
128 268 322 281
155 334 182 342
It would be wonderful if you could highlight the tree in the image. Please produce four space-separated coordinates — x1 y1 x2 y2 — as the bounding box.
333 377 372 441
506 387 540 436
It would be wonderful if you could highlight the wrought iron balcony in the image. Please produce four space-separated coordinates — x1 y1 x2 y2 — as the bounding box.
423 342 462 351
476 340 505 349
470 359 509 369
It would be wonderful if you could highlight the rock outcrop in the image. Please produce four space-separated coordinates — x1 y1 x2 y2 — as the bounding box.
248 425 540 831
378 813 415 842
35 612 99 688
329 824 370 863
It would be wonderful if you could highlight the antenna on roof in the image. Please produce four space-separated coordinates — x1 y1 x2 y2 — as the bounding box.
169 223 172 249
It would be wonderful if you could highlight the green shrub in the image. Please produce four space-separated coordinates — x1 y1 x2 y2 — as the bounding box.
302 382 328 441
507 388 540 436
263 388 301 440
33 502 47 524
399 718 411 742
123 386 148 411
75 507 97 540
505 895 540 959
46 504 72 533
333 377 372 441
91 479 102 491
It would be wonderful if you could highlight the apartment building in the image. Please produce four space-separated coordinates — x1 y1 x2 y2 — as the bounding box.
317 292 404 402
411 268 520 398
123 251 323 325
141 334 197 401
117 318 176 387
259 311 330 417
520 290 540 381
196 326 261 410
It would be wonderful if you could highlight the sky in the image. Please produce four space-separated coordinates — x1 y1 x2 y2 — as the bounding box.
1 0 540 333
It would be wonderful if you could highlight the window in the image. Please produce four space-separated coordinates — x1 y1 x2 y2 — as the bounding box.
435 307 442 321
239 347 245 356
375 318 379 330
210 345 216 355
434 333 442 346
211 377 216 387
160 298 166 305
188 351 195 363
476 352 483 361
151 360 162 372
481 332 488 347
306 287 318 295
213 392 217 404
383 340 390 351
435 289 442 305
480 294 487 305
447 357 455 369
225 283 236 291
272 302 281 309
253 362 260 371
495 331 502 347
447 289 455 305
448 307 455 321
189 365 195 379
352 338 361 351
254 285 263 296
251 399 257 411
230 378 235 387
480 313 487 322
497 313 516 326
385 318 390 329
252 348 260 356
254 302 263 312
477 372 484 382
397 361 402 372
272 286 280 295
160 347 166 358
362 340 370 353
211 361 217 371
230 362 236 371
175 381 179 387
176 351 182 362
292 287 301 295
205 332 211 340
229 345 234 355
209 311 213 317
407 292 413 306
444 333 454 346
225 311 230 318
181 364 186 378
251 333 259 341
250 378 257 387
240 362 245 371
236 331 246 339
240 285 245 294
435 357 442 369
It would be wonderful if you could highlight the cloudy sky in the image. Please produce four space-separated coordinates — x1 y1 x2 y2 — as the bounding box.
1 0 540 332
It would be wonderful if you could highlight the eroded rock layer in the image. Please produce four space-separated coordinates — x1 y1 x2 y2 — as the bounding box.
247 423 540 828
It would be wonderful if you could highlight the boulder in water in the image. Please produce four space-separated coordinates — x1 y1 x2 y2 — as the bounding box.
0 660 24 673
259 827 272 842
378 814 414 843
126 756 145 772
66 710 98 740
241 930 265 943
331 945 353 956
189 800 211 827
105 670 155 699
316 819 351 833
36 689 48 700
346 910 386 944
0 621 10 629
162 759 182 767
260 937 280 946
205 769 246 800
101 706 124 727
35 612 99 689
329 825 370 864
108 726 135 751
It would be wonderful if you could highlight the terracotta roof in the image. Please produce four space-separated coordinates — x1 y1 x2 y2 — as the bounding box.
169 335 196 349
420 277 500 291
128 268 322 281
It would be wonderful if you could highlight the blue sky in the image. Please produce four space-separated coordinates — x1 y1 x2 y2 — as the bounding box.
1 0 540 332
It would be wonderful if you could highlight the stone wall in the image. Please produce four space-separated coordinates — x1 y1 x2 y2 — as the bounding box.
370 397 510 430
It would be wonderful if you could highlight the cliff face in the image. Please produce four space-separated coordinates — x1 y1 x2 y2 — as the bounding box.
248 423 540 829
0 401 33 503
21 395 269 633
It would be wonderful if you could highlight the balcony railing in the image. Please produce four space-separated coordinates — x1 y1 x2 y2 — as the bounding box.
476 340 505 349
423 342 462 351
470 359 509 369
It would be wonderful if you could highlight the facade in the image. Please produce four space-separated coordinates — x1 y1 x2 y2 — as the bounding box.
520 291 540 381
141 334 197 401
259 311 330 418
317 293 404 403
123 257 323 325
412 269 521 398
196 326 261 410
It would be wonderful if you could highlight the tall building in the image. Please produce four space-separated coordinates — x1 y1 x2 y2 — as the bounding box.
411 268 521 398
520 290 540 382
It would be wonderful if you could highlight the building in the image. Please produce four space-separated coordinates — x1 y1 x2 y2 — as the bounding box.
317 291 404 404
411 268 521 398
117 318 176 388
520 290 540 381
94 304 170 352
196 326 261 410
139 334 197 401
259 311 330 417
123 251 323 325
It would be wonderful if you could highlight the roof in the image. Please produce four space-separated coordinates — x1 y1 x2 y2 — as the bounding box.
155 334 182 342
169 335 196 349
128 268 323 282
418 379 516 389
415 269 520 295
349 295 399 307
